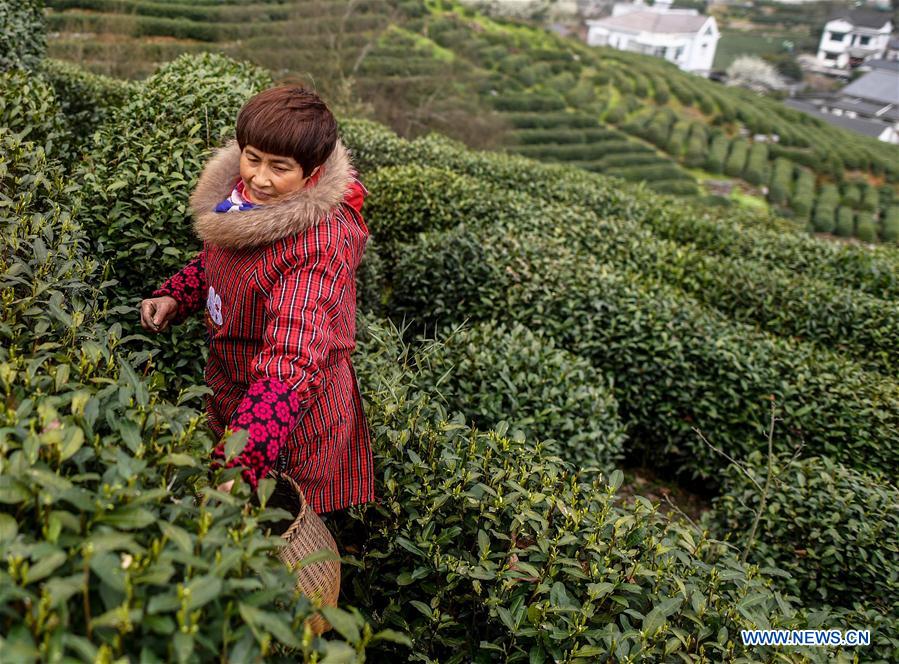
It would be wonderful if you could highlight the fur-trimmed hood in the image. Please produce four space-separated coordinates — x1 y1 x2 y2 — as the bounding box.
190 138 354 250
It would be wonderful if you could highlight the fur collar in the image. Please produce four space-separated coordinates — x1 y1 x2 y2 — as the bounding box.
191 138 354 249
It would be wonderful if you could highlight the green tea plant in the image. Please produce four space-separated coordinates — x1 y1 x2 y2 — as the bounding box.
708 454 899 661
389 222 899 482
365 165 899 374
0 68 70 161
0 130 385 662
39 58 136 151
0 0 45 71
409 321 625 469
341 120 899 300
337 319 805 663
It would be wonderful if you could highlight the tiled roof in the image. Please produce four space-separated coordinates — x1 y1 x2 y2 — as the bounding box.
784 99 892 139
827 8 892 29
841 69 899 106
590 10 709 34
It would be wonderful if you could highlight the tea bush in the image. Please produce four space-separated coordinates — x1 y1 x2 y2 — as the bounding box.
0 130 381 662
705 134 727 173
78 52 271 296
0 68 70 161
0 0 45 71
365 165 899 374
723 139 748 178
511 128 619 145
75 53 271 397
683 124 707 168
812 197 836 234
709 454 899 613
856 212 878 243
410 321 625 469
861 184 879 212
743 143 769 186
338 320 805 663
841 183 861 208
884 207 899 244
39 58 136 151
389 223 899 482
767 158 792 205
834 207 854 238
791 169 815 219
340 120 899 301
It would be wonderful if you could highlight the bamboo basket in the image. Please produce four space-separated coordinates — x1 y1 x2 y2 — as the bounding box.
271 472 341 636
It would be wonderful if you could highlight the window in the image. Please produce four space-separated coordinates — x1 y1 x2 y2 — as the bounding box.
829 32 846 42
674 46 685 60
653 46 666 57
824 51 840 61
860 36 871 46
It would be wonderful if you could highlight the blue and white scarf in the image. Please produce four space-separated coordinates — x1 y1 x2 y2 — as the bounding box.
214 179 257 213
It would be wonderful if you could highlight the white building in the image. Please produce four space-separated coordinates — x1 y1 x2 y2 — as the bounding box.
585 0 720 76
785 61 899 144
816 8 893 70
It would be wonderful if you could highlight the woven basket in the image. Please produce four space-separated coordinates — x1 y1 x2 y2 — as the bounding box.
271 472 341 636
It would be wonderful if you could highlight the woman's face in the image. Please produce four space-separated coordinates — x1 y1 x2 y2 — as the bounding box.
239 145 319 204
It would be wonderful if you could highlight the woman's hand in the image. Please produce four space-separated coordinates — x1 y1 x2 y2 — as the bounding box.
140 296 178 333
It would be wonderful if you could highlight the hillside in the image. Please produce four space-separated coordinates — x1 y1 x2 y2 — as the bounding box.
44 0 899 245
3 3 899 662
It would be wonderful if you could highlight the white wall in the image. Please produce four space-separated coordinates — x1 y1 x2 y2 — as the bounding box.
816 18 893 68
586 17 719 75
685 18 719 73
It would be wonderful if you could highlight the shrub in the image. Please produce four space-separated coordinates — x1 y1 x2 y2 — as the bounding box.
0 130 376 662
39 58 136 151
596 153 666 169
743 142 769 186
724 138 748 177
339 120 899 300
0 0 45 71
511 128 619 145
706 134 728 173
840 183 861 207
860 184 879 212
604 164 692 183
683 123 708 168
650 110 675 147
0 68 69 160
603 102 628 124
357 240 385 317
767 158 792 205
336 320 802 663
390 221 899 483
812 184 839 233
652 76 670 104
78 53 271 298
492 93 566 113
834 207 854 237
513 142 629 162
411 321 626 468
708 453 899 614
369 160 899 377
650 179 699 196
791 169 815 218
856 211 878 243
883 207 899 244
665 120 689 158
502 111 596 129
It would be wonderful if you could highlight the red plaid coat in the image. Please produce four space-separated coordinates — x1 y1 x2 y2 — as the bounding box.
152 138 374 514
